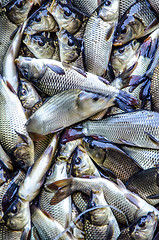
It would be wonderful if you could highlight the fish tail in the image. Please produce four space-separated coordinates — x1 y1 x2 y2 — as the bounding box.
115 90 138 112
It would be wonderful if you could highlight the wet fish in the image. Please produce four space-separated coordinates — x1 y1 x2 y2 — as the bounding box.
24 2 58 35
25 89 116 136
126 168 159 206
57 29 84 66
83 0 119 76
71 0 98 15
3 19 28 93
121 146 159 170
113 0 159 46
84 189 120 239
18 78 41 109
23 34 59 59
82 110 159 149
151 64 159 112
82 137 142 183
15 57 138 111
117 212 158 240
31 206 72 240
48 0 85 35
0 11 17 74
0 77 34 171
48 177 159 225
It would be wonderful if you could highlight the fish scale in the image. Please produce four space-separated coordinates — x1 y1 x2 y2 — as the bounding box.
0 223 22 239
84 221 110 240
82 110 159 149
151 64 159 112
71 0 98 15
119 0 136 19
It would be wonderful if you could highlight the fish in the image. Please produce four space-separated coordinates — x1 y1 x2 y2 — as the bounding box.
82 110 159 149
121 146 159 170
118 0 136 20
0 11 17 74
48 0 85 35
24 2 58 35
5 0 35 25
151 64 159 112
71 145 101 177
57 28 84 66
40 160 71 228
47 176 159 225
23 34 59 59
3 134 58 230
113 0 159 46
84 189 120 239
0 223 23 239
0 77 34 171
126 168 159 206
3 19 28 93
147 0 159 15
31 206 72 240
83 0 119 76
117 212 158 240
0 160 12 187
15 57 138 111
71 0 98 15
82 137 142 183
18 78 41 109
0 144 14 171
25 89 117 137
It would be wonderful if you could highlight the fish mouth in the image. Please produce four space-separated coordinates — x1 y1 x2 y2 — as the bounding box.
113 39 123 46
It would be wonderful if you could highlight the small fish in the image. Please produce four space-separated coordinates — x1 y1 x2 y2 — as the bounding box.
83 0 119 76
113 0 159 46
23 34 59 59
82 110 159 149
18 78 41 109
57 28 84 66
117 212 158 240
84 189 120 239
48 0 85 35
126 167 159 206
82 137 142 183
25 2 58 35
151 64 159 112
15 57 138 111
25 89 116 136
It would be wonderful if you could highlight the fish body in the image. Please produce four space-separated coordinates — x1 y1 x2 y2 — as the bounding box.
0 77 34 171
26 89 115 136
71 0 98 15
151 64 159 112
147 0 159 15
0 223 23 239
23 34 59 59
82 110 159 149
82 137 142 182
119 0 136 19
83 0 119 76
113 0 158 46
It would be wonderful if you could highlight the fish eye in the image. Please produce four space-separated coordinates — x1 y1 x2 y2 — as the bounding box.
75 157 81 165
92 96 99 101
64 8 72 17
138 219 146 228
38 40 45 47
15 1 23 8
11 205 17 214
90 202 96 208
35 16 41 22
89 143 94 149
105 0 111 6
47 169 52 176
19 160 25 167
68 38 74 47
21 89 27 96
121 27 127 34
118 48 124 54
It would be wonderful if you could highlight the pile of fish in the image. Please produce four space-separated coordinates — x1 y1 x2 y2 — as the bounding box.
0 0 159 239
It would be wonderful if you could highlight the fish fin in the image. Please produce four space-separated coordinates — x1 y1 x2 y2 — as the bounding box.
46 64 65 75
95 164 117 179
129 75 142 86
139 79 151 109
60 125 84 144
117 89 138 106
117 179 126 189
119 139 137 146
42 210 55 220
105 25 115 41
106 221 114 239
147 194 159 199
14 131 30 145
144 19 159 35
124 192 140 209
70 66 87 78
28 132 46 141
98 76 110 85
144 132 159 145
21 223 31 240
6 81 17 95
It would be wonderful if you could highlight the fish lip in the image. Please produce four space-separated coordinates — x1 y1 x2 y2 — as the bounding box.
113 40 123 46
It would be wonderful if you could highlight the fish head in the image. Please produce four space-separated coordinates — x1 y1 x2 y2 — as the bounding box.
98 0 119 21
57 29 83 64
15 56 46 80
71 145 96 177
5 0 32 25
113 15 144 46
82 137 107 164
18 78 41 109
12 134 34 171
130 212 158 240
76 90 115 118
25 8 58 35
48 0 83 34
111 40 140 76
86 188 109 226
3 197 30 230
23 34 57 59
